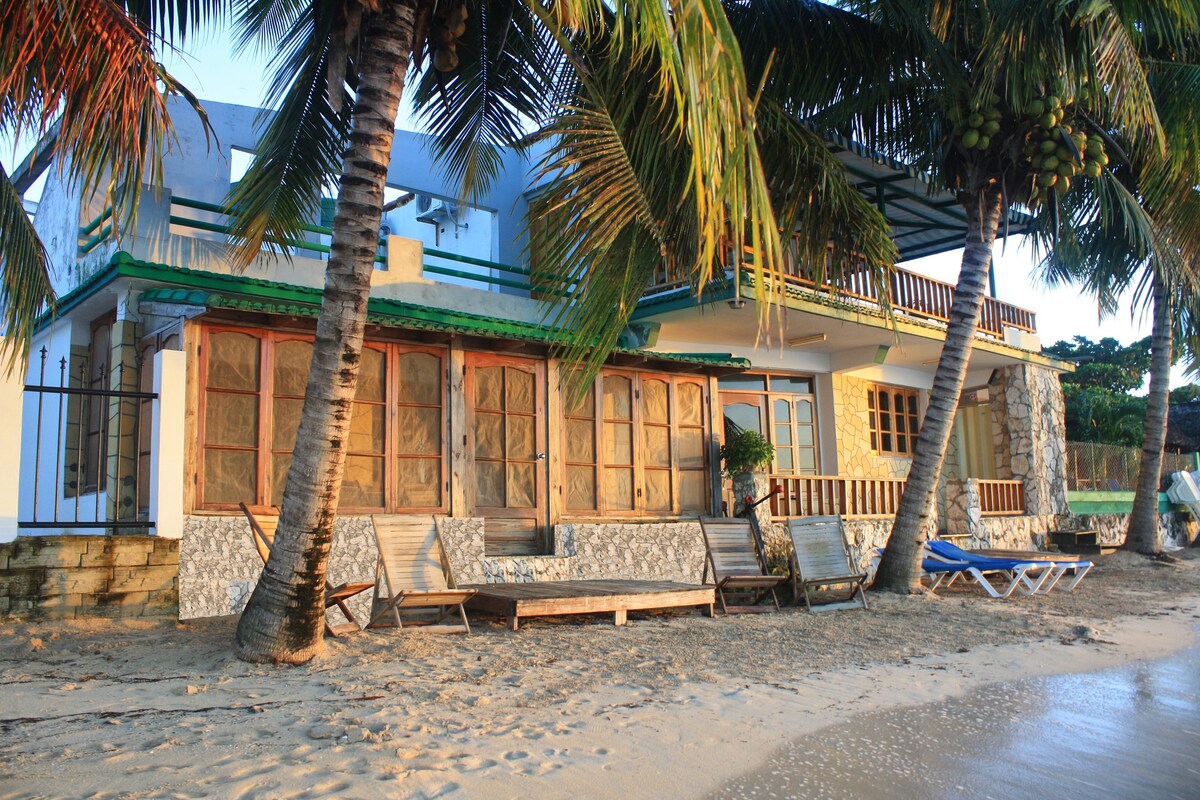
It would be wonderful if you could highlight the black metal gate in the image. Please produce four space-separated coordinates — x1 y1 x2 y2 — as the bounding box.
19 347 157 530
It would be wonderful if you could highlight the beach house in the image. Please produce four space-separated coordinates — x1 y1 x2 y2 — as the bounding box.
3 99 1079 620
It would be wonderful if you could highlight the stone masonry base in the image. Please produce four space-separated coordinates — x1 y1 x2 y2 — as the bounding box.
0 535 178 620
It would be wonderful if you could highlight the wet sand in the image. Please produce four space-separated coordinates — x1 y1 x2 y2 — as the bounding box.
717 642 1200 800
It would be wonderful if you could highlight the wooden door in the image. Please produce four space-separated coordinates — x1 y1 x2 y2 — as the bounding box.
465 353 546 554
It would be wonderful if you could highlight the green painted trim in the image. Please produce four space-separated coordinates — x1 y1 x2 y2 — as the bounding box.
54 253 750 371
1067 490 1179 515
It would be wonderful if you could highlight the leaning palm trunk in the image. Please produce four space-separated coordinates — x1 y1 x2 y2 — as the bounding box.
1125 275 1173 555
873 187 1005 592
235 3 416 664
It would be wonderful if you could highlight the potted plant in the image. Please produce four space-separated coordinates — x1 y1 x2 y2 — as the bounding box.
720 429 775 477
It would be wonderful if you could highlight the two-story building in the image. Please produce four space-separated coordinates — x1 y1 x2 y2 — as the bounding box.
7 99 1074 621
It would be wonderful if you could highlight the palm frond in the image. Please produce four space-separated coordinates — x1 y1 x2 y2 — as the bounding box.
412 0 566 200
0 166 53 371
225 3 350 271
755 97 896 302
544 0 786 309
529 44 691 387
0 0 207 361
120 1 225 43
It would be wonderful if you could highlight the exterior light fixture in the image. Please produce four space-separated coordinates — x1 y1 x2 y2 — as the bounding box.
786 333 827 347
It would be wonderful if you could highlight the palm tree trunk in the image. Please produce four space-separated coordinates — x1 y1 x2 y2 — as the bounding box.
235 2 416 664
873 187 1005 592
1125 274 1173 555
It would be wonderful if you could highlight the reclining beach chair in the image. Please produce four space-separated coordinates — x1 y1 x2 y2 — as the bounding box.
924 540 1056 598
368 515 476 634
973 547 1095 594
240 503 374 636
699 516 785 614
786 516 868 611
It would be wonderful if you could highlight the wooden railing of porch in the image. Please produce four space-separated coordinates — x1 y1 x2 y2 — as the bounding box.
647 240 1038 340
977 479 1026 516
769 475 908 520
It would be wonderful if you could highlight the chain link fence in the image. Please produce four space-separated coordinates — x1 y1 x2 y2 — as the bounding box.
1066 441 1198 491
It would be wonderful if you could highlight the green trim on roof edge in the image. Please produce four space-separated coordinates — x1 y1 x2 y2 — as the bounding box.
44 253 749 371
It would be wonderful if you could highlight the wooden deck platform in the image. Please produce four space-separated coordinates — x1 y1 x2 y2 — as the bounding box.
464 579 716 631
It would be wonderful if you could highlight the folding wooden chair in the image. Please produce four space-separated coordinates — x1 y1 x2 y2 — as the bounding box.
699 516 785 614
787 516 868 611
239 503 374 637
368 515 476 634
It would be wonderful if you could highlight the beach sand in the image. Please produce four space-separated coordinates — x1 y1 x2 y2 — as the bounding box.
1 550 1198 799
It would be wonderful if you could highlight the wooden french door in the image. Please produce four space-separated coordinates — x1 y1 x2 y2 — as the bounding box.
465 353 547 555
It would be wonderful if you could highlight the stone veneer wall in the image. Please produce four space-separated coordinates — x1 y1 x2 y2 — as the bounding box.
178 515 379 622
989 364 1069 517
0 535 178 619
176 514 710 620
831 374 914 479
1072 512 1194 549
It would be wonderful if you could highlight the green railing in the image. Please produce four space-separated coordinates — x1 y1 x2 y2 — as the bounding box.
77 194 540 295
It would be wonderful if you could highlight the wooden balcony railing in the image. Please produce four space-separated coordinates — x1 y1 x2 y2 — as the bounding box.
768 474 908 520
647 240 1038 339
977 479 1026 516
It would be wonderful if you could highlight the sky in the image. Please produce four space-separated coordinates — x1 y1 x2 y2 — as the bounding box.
5 23 1190 389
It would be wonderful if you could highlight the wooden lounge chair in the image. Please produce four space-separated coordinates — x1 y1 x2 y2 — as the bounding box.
368 515 476 634
786 516 869 612
699 516 785 614
239 503 374 637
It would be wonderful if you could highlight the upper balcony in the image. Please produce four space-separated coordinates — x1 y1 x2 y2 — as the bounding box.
645 239 1038 341
76 191 1037 345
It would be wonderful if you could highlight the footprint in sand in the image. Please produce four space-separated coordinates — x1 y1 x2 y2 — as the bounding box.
451 755 499 773
502 750 529 761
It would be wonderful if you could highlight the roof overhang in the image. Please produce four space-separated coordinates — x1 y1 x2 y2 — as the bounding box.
826 133 1035 263
39 253 750 376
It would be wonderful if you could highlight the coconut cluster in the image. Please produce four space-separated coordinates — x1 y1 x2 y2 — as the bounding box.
1021 95 1109 207
953 92 1003 151
431 2 469 73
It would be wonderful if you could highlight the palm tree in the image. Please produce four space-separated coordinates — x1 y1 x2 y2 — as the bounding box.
0 0 208 369
228 0 897 663
759 0 1195 591
1040 35 1200 556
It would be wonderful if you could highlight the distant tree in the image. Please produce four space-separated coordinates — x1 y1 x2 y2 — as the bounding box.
1170 384 1200 404
1044 336 1153 394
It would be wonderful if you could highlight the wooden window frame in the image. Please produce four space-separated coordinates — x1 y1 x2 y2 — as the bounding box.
717 373 821 475
868 383 921 457
197 324 448 513
82 311 117 494
565 368 710 518
563 375 601 513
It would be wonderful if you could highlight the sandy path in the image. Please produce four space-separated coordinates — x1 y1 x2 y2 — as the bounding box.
1 551 1197 799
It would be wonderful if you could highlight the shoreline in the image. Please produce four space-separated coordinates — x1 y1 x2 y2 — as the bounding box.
1 553 1198 799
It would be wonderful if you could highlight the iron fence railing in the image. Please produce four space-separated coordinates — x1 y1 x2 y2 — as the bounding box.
20 347 156 530
1066 441 1198 492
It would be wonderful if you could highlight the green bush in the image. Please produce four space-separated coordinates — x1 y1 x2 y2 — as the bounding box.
720 429 774 476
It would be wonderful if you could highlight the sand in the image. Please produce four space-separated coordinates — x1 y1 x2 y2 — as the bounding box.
2 550 1199 799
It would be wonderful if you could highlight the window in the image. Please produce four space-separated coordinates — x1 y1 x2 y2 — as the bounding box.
718 373 819 474
868 384 920 456
564 370 708 516
199 326 446 511
82 313 115 493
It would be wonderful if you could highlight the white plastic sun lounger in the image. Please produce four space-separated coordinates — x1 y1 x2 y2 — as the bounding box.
924 542 1054 598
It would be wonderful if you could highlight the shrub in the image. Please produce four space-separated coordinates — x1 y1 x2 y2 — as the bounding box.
720 429 774 476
